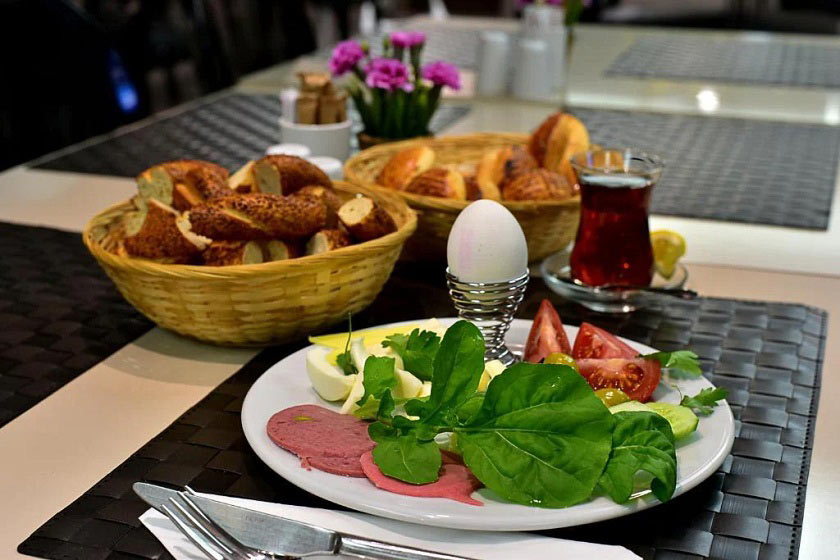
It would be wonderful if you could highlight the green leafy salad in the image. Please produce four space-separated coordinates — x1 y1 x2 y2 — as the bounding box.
352 320 726 509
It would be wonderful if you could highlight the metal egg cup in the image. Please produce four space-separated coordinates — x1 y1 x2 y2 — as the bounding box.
446 268 529 366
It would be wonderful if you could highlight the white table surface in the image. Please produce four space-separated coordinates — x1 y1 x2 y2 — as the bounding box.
0 17 838 559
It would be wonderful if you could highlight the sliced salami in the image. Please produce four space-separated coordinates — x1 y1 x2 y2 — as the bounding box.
266 404 374 477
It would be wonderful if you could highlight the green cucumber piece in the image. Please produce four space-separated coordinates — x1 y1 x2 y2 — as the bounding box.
609 401 651 414
646 402 699 440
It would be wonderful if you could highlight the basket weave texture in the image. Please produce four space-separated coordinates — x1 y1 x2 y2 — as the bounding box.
343 133 581 261
83 181 417 346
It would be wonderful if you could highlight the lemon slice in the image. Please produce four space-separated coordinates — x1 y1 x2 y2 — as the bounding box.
651 230 686 279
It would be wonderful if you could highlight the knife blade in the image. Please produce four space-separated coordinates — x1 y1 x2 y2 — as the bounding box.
135 482 338 556
134 482 475 560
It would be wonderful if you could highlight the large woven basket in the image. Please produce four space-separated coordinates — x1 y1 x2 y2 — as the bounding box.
83 181 417 346
344 133 580 262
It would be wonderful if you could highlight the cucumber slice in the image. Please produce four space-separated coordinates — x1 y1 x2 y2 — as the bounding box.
646 402 699 439
609 401 651 414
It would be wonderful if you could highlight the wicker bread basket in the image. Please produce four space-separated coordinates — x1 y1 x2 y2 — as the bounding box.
83 181 417 346
343 133 580 262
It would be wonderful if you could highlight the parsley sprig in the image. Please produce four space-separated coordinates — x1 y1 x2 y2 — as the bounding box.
680 387 728 416
335 314 357 376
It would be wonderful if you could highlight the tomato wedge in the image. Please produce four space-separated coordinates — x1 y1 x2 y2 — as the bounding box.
523 299 572 363
577 358 661 403
572 323 639 360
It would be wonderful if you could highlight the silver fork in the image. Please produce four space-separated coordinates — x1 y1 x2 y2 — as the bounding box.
160 489 276 560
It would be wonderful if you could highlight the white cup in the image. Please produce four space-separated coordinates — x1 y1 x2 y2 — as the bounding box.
476 31 511 97
306 156 343 180
511 38 551 101
278 118 353 162
265 143 311 157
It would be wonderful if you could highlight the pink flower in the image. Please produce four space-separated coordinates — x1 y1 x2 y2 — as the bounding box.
329 40 365 76
365 58 413 92
390 31 426 48
421 61 461 90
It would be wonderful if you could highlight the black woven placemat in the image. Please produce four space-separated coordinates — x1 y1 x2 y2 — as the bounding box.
606 35 840 89
30 93 471 178
569 107 839 230
18 263 825 560
0 222 151 428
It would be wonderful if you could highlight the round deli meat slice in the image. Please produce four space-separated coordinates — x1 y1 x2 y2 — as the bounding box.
360 450 483 506
266 404 374 477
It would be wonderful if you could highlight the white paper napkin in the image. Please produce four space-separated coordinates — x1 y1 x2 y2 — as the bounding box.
140 494 640 560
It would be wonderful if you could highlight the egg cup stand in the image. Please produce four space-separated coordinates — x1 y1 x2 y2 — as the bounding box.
446 269 529 366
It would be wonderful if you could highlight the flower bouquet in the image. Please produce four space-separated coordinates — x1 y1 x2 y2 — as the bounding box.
329 31 461 147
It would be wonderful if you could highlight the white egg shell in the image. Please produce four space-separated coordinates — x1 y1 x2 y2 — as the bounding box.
447 200 528 283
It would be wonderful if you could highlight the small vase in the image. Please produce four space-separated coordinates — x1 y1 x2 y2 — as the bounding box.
357 132 432 151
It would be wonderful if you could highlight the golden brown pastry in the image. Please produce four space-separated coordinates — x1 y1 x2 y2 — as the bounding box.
337 197 397 241
187 203 271 240
476 146 537 200
123 199 211 263
306 229 353 255
377 146 435 190
502 169 574 201
251 155 331 196
202 241 264 266
464 174 483 201
404 168 467 200
528 112 590 174
262 240 301 261
291 185 342 227
189 194 327 240
228 161 256 194
136 160 230 211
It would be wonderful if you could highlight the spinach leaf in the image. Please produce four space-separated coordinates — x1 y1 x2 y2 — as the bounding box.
681 387 728 416
455 363 615 508
640 350 701 379
382 329 441 381
403 397 427 418
369 422 442 484
598 411 676 504
356 356 396 407
418 320 485 426
455 393 484 424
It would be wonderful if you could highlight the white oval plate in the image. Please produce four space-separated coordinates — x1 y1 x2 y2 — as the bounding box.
241 318 735 531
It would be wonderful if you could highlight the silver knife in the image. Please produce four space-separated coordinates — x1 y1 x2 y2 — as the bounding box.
134 482 476 560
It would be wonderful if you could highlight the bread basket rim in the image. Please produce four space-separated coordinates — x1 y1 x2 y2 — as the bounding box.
343 131 581 210
83 181 418 277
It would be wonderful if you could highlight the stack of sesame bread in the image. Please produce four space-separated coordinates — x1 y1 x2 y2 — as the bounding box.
119 155 397 265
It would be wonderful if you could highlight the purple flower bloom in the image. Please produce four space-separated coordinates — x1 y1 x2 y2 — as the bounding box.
390 31 426 48
421 61 461 90
329 40 365 76
365 58 413 92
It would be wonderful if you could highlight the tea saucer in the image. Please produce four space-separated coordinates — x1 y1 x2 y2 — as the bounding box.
540 245 689 313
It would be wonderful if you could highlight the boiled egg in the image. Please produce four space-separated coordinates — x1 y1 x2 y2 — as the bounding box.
306 347 356 401
447 200 528 283
478 359 506 392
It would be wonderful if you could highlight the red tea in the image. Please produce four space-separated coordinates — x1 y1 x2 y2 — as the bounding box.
569 151 662 287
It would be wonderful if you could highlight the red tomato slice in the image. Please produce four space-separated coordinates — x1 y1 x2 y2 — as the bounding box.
523 299 572 363
577 358 661 403
572 323 639 360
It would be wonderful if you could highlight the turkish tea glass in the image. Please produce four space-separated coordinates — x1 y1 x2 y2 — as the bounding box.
569 149 664 287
